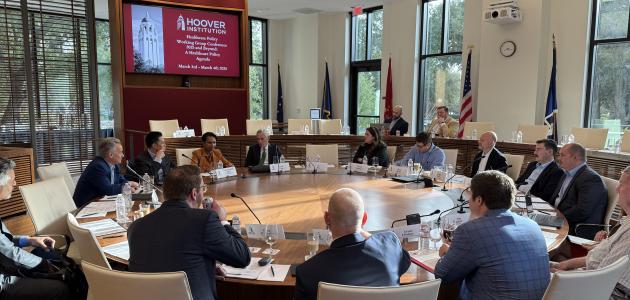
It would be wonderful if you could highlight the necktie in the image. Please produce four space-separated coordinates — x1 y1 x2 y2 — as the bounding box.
259 148 267 166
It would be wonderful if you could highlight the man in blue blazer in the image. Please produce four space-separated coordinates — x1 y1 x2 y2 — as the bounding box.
295 188 411 300
73 137 139 207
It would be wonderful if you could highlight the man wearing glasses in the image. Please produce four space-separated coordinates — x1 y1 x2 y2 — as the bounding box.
397 132 445 170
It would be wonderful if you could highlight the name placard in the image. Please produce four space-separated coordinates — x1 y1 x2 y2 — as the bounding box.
349 163 369 174
388 165 409 177
312 229 333 245
215 166 238 179
173 129 195 138
269 163 290 172
391 224 421 239
245 224 286 240
306 162 328 172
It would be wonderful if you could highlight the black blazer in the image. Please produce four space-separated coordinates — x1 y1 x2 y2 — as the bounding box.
515 161 564 202
295 232 411 300
353 143 390 167
128 200 251 300
388 118 409 136
549 165 608 239
131 150 174 186
470 148 508 177
245 143 283 167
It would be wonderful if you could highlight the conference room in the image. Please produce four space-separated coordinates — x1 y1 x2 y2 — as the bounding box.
1 0 629 299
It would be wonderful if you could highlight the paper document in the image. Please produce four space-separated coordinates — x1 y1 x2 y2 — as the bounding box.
258 264 289 282
568 235 595 246
410 250 440 273
542 231 559 248
100 195 119 201
79 219 126 237
221 258 289 282
76 201 117 218
103 241 130 261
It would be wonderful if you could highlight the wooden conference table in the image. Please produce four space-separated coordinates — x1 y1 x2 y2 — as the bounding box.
84 168 568 300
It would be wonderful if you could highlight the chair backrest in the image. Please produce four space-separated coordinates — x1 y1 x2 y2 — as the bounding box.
66 213 110 269
542 256 630 300
443 149 459 169
386 146 397 163
306 144 339 166
200 118 230 136
601 177 620 226
288 119 313 134
175 148 197 166
571 128 608 150
463 122 495 139
149 119 180 138
82 261 193 300
37 162 76 195
246 119 273 135
504 154 524 181
319 119 343 135
317 279 441 300
19 177 76 235
517 124 549 143
621 130 630 152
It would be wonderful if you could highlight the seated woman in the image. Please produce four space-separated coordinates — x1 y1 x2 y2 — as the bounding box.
352 127 389 167
191 132 233 172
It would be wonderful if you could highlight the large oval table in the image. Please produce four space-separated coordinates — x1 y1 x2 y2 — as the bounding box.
88 168 568 300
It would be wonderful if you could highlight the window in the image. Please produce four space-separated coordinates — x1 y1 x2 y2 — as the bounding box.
249 17 268 120
418 0 464 131
350 7 383 134
585 0 630 148
96 20 113 136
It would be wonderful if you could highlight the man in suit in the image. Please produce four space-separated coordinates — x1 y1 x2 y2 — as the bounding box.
245 129 283 167
388 105 409 136
549 143 607 239
515 139 564 202
426 106 459 138
0 158 69 300
435 171 550 300
73 137 139 207
295 188 411 300
131 131 173 186
128 165 251 300
470 131 508 177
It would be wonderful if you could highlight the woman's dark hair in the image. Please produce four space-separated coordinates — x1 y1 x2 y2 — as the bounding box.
201 132 218 143
364 127 385 156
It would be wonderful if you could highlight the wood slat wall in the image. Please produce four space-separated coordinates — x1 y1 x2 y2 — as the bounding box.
0 146 34 217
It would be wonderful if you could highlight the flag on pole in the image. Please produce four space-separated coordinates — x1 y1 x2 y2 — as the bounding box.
276 64 284 123
321 62 333 119
458 49 474 138
545 35 558 141
383 57 393 123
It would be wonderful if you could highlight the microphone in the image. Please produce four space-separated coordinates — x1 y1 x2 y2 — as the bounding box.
390 209 441 227
441 172 458 191
437 200 469 226
457 186 470 203
230 193 261 224
181 153 199 166
125 161 163 193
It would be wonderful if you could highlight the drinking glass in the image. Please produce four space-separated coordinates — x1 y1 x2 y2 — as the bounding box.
306 232 319 259
372 157 379 174
429 221 442 250
264 224 279 258
413 163 422 176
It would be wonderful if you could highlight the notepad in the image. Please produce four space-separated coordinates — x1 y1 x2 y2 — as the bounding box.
76 201 117 218
220 257 289 281
79 219 126 237
103 241 130 261
410 250 441 273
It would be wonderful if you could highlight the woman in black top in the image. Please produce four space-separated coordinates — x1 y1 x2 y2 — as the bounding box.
352 127 389 167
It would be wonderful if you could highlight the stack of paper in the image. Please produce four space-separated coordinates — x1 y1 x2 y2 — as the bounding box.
76 201 117 218
103 241 130 260
220 257 289 282
79 219 126 237
410 250 441 273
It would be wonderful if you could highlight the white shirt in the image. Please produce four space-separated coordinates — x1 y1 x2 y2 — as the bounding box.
587 217 630 290
260 144 269 166
477 149 492 174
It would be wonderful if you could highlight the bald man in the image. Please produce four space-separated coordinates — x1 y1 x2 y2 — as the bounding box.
294 188 411 300
470 131 508 177
388 105 409 136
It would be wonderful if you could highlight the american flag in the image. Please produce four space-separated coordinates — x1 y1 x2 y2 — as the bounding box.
458 49 473 138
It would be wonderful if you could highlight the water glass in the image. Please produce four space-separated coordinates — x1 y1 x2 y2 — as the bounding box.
306 232 319 258
372 157 379 173
264 224 279 258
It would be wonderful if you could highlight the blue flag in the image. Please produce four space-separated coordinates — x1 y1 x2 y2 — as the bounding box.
321 62 332 119
276 64 284 123
545 35 558 141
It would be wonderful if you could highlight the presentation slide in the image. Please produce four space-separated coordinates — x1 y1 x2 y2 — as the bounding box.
123 3 240 77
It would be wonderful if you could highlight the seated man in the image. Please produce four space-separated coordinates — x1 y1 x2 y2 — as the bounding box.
397 132 445 170
191 132 233 172
515 139 564 202
550 165 630 299
435 171 550 300
550 143 607 239
245 129 283 167
73 137 139 207
387 105 409 136
295 188 411 300
426 105 459 138
128 165 251 300
0 158 69 300
470 131 508 177
131 131 173 186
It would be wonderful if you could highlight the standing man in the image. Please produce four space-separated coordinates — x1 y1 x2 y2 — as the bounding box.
470 131 508 177
245 129 283 167
128 165 251 300
191 132 233 172
131 131 173 186
427 106 459 138
435 171 550 300
549 143 607 239
388 105 409 136
398 132 445 170
73 137 139 207
0 158 69 300
514 139 564 202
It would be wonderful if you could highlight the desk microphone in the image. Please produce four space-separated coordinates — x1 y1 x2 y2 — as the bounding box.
181 153 199 166
125 161 163 193
230 193 261 224
437 199 469 226
391 209 440 227
441 172 458 191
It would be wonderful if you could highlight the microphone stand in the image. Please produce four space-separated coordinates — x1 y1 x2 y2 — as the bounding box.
437 200 469 226
181 153 199 167
441 173 458 191
391 209 441 227
230 193 262 224
125 161 163 193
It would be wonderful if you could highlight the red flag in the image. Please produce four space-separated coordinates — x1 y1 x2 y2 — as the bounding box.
383 57 393 122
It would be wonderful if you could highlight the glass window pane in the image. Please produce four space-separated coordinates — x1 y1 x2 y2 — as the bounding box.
357 71 381 116
445 0 464 53
251 20 264 64
595 0 630 40
98 65 113 130
423 0 443 55
368 10 383 60
96 21 110 64
421 54 462 128
353 14 367 61
357 116 380 136
589 42 630 148
249 65 265 120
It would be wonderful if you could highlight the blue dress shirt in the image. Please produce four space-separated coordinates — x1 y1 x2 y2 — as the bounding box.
397 144 445 170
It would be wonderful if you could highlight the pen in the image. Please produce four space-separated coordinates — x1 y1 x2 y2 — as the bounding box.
537 210 551 215
103 235 124 239
270 265 275 277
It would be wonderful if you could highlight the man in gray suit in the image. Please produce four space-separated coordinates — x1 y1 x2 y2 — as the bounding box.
549 143 608 239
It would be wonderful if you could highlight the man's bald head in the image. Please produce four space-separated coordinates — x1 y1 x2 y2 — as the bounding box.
393 106 403 119
327 188 365 230
478 131 497 153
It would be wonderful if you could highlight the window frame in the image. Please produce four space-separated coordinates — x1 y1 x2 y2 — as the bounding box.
248 16 268 120
95 18 113 137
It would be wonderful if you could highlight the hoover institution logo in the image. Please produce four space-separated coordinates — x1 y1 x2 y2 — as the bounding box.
175 14 227 34
177 15 185 31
